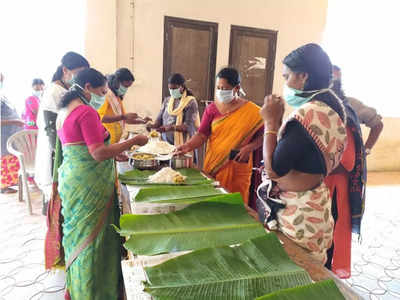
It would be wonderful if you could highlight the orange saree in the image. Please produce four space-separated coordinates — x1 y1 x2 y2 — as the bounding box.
203 102 263 204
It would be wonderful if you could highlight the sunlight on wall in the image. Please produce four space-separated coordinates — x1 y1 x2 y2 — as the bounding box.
0 0 85 114
322 0 400 117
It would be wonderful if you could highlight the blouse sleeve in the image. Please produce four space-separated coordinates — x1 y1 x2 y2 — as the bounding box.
347 97 382 128
155 98 168 125
198 104 214 137
77 107 105 146
272 121 325 177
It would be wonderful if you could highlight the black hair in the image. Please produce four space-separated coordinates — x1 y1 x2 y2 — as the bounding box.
52 52 90 82
59 68 106 108
283 43 345 121
168 73 194 96
107 68 135 98
32 78 44 86
216 67 241 87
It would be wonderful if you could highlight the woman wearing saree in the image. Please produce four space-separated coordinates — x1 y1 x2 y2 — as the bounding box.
257 44 348 264
98 68 148 144
176 68 264 204
55 68 148 299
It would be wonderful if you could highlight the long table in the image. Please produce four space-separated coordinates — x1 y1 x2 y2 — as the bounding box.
117 162 361 300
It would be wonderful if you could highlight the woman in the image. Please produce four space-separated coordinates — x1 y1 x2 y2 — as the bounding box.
22 78 44 129
177 68 264 204
1 73 24 193
98 68 148 144
149 73 200 147
56 68 148 299
257 44 348 264
35 52 89 213
324 78 367 278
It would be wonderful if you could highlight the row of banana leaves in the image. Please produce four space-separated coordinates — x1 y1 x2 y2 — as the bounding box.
115 169 345 299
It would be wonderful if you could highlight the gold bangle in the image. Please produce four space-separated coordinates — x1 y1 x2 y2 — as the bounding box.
264 130 278 136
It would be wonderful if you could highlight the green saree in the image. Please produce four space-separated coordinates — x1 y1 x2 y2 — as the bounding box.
58 145 122 300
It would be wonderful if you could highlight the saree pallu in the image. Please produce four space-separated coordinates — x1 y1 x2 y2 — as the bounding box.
98 93 125 144
44 138 64 269
203 102 263 204
59 145 121 300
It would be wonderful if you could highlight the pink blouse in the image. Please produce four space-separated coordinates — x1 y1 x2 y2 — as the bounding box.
23 96 40 129
58 105 108 151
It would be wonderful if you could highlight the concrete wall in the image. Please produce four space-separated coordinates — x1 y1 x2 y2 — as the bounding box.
85 0 399 172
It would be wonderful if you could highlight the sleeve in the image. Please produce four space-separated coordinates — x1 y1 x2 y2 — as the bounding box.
340 127 356 172
272 121 324 177
198 104 214 137
348 97 382 128
78 107 106 146
156 98 168 125
183 99 199 128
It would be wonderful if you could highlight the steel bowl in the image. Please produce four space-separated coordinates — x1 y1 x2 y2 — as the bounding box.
129 153 160 170
170 154 193 169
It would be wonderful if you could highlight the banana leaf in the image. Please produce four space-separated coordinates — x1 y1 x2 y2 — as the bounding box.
256 280 345 300
144 234 312 300
117 193 266 255
119 168 212 186
134 184 223 204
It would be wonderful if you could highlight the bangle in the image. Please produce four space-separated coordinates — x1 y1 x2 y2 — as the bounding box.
264 130 278 136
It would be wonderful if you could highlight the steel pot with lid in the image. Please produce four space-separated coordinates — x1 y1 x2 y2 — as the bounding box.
170 154 193 169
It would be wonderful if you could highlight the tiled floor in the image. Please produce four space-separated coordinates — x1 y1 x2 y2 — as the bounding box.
0 173 399 300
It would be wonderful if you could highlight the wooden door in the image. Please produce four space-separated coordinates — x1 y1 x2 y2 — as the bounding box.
229 25 277 106
163 16 218 115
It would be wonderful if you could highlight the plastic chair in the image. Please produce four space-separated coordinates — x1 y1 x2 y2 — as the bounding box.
7 130 38 215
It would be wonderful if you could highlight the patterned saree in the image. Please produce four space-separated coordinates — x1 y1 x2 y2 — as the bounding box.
257 100 347 263
58 145 122 299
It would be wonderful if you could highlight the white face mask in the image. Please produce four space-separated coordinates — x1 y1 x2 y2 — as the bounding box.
33 90 43 98
216 89 235 104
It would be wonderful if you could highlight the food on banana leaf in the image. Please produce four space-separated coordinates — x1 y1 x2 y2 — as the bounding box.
147 167 186 184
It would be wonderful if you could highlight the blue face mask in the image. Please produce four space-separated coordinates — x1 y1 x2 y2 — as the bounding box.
90 92 106 110
117 84 128 96
283 84 314 108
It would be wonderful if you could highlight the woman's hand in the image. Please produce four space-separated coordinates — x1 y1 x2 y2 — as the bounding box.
175 144 191 156
260 95 285 130
115 153 129 162
123 113 139 124
235 144 253 163
131 134 148 146
143 117 152 123
157 125 173 132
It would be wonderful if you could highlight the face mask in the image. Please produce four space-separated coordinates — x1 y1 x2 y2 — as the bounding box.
90 92 106 110
66 74 75 86
216 89 235 104
117 84 128 96
169 88 182 99
283 84 314 108
33 90 42 98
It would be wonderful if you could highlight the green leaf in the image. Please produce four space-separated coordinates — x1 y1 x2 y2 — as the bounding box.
256 280 344 300
117 193 267 255
144 234 312 300
134 185 223 204
119 168 212 186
